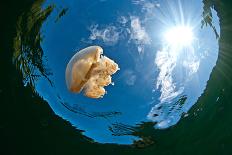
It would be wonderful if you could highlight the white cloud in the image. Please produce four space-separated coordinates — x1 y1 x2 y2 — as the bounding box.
123 70 137 86
118 16 128 25
127 75 137 86
141 2 159 17
89 24 120 45
85 0 159 53
155 48 184 103
131 0 145 5
147 43 202 128
183 59 200 76
129 16 151 53
130 17 150 44
129 0 161 53
200 50 209 59
132 0 160 19
87 14 152 53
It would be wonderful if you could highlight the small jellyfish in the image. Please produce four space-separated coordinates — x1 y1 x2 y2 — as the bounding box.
65 46 119 98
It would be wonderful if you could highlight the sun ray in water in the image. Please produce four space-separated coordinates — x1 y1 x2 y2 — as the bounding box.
147 0 219 129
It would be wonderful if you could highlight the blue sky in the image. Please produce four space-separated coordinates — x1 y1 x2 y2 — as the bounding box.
37 0 220 144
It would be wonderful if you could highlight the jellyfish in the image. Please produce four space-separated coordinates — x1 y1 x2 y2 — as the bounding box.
65 46 119 98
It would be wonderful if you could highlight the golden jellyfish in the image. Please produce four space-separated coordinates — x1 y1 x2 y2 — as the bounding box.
65 46 119 98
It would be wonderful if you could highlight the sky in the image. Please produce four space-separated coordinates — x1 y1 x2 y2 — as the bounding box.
36 0 220 144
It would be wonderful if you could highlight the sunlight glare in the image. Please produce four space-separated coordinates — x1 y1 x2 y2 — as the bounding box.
164 26 194 47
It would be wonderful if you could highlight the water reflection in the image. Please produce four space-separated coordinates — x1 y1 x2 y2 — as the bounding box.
58 94 122 118
13 0 54 92
13 0 220 145
147 2 220 127
55 8 68 23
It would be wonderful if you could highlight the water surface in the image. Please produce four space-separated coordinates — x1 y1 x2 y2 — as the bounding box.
12 0 221 145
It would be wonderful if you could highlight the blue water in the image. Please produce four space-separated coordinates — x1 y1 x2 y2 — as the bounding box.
34 0 220 144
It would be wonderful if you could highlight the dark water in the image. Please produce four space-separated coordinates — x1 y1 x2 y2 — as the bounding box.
1 0 232 154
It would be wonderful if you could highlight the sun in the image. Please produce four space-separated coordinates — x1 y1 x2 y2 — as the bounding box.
164 26 194 48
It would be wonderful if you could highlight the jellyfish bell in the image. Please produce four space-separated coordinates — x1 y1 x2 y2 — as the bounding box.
65 46 102 92
65 46 119 98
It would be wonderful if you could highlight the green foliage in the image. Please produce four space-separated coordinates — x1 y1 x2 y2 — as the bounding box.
13 0 54 92
201 0 220 38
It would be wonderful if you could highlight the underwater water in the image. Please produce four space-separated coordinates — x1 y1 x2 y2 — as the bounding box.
1 0 232 154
